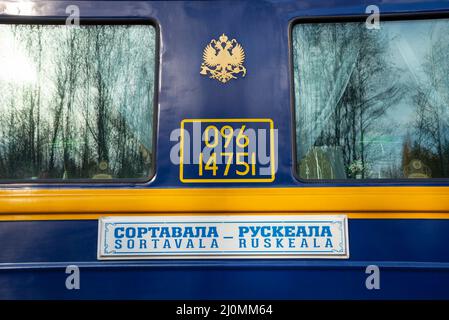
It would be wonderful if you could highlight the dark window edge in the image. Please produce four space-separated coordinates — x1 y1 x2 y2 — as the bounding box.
0 16 160 186
288 10 449 186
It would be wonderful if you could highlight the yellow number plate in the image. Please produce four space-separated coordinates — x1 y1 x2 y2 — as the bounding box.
180 119 275 183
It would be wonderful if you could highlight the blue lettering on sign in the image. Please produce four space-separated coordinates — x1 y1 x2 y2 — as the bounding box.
114 226 220 239
237 225 333 237
114 227 124 238
109 222 339 253
236 224 335 250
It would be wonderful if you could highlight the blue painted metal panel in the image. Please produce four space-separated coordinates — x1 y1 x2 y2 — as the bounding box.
1 0 449 299
0 219 449 299
2 263 449 299
1 0 449 188
3 219 449 263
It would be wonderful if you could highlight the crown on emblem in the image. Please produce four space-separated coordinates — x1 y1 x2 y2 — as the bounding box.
219 34 228 43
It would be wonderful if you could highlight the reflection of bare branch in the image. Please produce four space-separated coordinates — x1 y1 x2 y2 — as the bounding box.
0 24 155 179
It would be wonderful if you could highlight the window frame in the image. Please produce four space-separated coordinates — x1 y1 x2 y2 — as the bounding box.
289 11 449 185
0 16 160 185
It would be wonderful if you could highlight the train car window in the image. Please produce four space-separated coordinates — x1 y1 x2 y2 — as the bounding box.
0 24 156 182
292 18 449 180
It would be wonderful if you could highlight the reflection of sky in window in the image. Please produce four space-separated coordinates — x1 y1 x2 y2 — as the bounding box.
0 35 37 84
376 20 444 168
384 20 431 125
0 25 155 148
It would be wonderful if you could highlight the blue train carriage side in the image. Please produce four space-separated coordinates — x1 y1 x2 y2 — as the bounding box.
0 0 449 299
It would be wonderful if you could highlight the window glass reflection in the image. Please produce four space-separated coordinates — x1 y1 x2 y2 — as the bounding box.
0 24 156 180
293 19 449 180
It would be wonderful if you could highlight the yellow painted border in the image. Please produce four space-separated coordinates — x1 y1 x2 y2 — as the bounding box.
0 187 449 220
1 212 449 221
180 118 276 183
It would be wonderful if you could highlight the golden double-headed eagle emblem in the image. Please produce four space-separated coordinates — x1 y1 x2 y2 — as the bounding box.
200 34 246 83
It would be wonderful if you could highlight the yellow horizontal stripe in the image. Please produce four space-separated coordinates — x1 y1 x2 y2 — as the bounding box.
0 212 449 221
0 187 448 220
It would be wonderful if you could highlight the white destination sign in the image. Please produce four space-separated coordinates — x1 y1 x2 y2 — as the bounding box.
98 215 349 259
